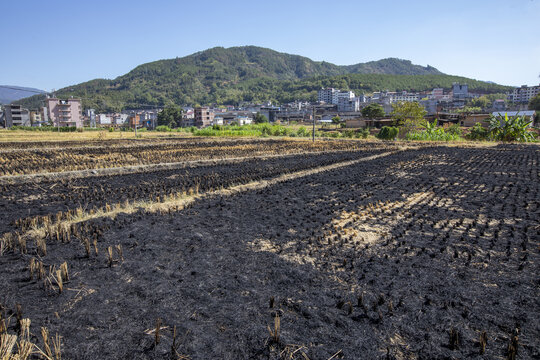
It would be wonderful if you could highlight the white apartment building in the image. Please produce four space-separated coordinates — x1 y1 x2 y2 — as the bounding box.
337 91 355 102
387 91 419 103
512 84 540 103
97 114 112 125
317 88 339 104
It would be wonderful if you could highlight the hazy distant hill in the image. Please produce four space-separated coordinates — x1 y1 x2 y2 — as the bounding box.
0 85 45 104
15 46 511 111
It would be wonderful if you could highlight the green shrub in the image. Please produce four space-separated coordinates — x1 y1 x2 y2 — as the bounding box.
108 127 114 132
342 130 356 138
327 131 342 138
404 119 463 141
377 126 399 140
296 126 308 137
155 125 172 132
406 130 462 141
356 128 370 139
445 124 462 136
467 123 488 140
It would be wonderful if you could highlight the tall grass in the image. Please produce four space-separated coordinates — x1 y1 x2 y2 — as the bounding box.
191 123 372 139
194 124 308 138
406 130 463 141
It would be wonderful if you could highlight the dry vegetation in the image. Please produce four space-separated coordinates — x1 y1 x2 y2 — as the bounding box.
0 137 382 176
0 135 538 359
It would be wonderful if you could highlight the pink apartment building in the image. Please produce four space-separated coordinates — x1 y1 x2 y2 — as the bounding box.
47 98 83 128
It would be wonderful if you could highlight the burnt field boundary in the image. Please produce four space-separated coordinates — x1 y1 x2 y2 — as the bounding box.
2 149 400 245
0 138 390 176
0 146 409 186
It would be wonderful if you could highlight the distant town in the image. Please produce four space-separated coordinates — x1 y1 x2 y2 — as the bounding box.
1 83 538 130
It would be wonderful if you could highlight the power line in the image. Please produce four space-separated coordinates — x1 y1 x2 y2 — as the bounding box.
0 85 47 94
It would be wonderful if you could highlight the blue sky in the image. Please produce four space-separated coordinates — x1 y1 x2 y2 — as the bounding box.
1 0 539 91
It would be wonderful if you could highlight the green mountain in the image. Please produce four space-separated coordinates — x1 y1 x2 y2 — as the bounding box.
15 46 511 111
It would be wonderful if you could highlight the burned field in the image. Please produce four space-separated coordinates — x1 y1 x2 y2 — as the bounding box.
0 139 539 359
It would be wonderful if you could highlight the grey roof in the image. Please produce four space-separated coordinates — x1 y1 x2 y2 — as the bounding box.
492 111 536 117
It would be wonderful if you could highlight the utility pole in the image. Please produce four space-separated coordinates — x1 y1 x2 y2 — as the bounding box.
312 105 315 142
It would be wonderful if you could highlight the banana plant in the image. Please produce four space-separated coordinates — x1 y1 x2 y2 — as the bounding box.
421 119 438 135
488 113 535 142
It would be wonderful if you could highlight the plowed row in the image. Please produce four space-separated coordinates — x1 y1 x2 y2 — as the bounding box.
0 138 384 176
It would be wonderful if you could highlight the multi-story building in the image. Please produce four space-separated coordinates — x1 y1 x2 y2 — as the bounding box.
3 105 31 127
113 113 129 126
419 99 438 115
452 83 468 100
97 114 112 126
129 114 141 128
194 107 214 128
388 91 419 103
259 106 280 122
431 88 444 100
318 88 339 104
337 91 355 102
86 109 96 127
40 106 49 125
46 98 83 128
512 84 540 104
338 96 360 112
29 111 42 125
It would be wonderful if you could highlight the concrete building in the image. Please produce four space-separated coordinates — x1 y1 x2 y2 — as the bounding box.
259 106 280 122
338 96 360 112
431 88 444 100
129 114 141 128
41 107 49 125
388 91 419 103
461 114 491 127
46 98 83 128
3 105 31 127
97 114 112 126
492 99 506 112
452 83 468 100
29 111 42 125
419 99 438 115
194 107 214 128
114 113 129 126
317 88 339 104
212 111 254 125
512 84 540 104
86 109 96 127
337 91 355 102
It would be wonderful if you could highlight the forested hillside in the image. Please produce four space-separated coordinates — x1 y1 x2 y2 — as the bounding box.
15 46 511 111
